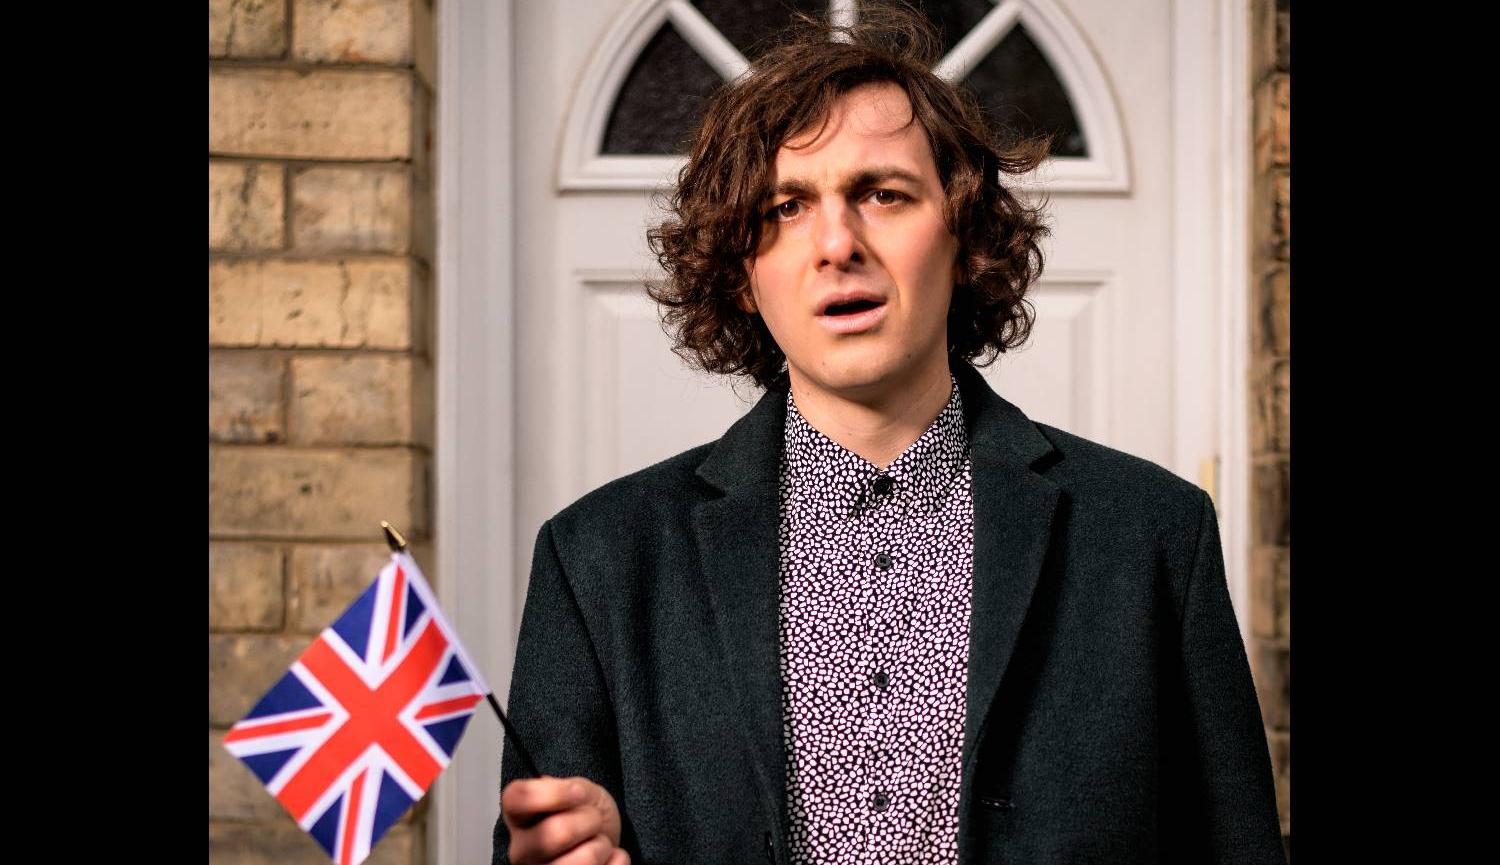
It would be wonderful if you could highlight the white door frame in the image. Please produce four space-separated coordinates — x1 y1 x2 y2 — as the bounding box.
431 1 1253 863
1170 0 1254 639
432 3 517 865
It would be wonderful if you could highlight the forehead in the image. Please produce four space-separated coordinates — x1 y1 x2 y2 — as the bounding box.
773 82 938 182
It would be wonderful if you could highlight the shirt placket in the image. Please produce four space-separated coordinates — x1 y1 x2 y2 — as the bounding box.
852 471 909 861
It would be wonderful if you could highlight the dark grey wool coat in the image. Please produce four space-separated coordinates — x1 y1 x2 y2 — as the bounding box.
492 360 1286 864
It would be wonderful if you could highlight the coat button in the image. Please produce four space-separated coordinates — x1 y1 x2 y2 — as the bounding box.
871 669 889 689
871 791 890 812
874 552 893 570
764 831 775 863
873 475 893 495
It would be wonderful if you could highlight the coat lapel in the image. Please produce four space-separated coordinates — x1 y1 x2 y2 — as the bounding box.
950 362 1061 795
692 381 791 837
690 362 1061 842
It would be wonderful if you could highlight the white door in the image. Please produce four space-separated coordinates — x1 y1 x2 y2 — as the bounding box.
434 1 1247 863
517 0 1191 531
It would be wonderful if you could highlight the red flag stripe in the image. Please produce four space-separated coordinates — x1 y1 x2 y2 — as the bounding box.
414 694 485 720
340 768 367 865
382 565 406 665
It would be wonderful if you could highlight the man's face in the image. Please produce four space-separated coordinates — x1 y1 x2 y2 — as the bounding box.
743 81 960 403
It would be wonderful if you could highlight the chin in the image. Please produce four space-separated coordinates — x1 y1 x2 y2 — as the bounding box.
802 355 907 395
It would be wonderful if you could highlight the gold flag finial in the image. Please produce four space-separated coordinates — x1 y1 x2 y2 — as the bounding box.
381 521 409 553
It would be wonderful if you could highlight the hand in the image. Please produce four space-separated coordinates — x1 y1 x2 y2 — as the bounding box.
501 775 629 865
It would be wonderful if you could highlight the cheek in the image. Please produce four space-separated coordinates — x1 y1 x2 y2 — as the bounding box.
909 233 959 306
750 260 796 317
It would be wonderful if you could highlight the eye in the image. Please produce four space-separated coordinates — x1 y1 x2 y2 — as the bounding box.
767 200 802 221
869 189 907 206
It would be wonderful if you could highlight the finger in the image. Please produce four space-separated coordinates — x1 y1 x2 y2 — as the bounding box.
502 776 587 822
509 806 605 864
605 847 631 865
550 834 615 865
573 782 621 842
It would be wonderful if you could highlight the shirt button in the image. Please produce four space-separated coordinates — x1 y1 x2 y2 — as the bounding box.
874 552 893 570
873 475 893 495
871 791 890 812
871 669 889 689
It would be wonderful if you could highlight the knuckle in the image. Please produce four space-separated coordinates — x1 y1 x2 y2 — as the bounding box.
552 834 610 865
537 815 570 852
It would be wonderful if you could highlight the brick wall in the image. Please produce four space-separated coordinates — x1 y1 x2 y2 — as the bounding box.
209 3 437 864
1248 0 1290 860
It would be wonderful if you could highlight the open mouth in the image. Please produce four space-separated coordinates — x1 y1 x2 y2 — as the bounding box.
824 299 885 316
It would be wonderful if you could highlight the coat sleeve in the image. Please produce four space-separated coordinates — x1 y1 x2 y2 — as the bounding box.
491 519 637 865
1162 489 1287 864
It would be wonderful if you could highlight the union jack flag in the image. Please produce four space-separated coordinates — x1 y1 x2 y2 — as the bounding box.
223 550 490 865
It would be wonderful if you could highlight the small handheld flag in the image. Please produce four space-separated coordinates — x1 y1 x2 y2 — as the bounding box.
222 527 493 865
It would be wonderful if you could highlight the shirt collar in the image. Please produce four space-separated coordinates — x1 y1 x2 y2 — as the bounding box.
781 372 970 520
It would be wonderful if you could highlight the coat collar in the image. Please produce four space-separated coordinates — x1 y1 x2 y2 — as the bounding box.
691 360 1061 849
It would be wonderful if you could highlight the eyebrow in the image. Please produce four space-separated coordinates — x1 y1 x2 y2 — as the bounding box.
765 166 926 203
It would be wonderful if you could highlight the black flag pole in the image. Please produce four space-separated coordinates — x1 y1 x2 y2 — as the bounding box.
381 522 542 780
486 693 542 779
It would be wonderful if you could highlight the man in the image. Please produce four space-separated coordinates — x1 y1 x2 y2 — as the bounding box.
494 7 1285 865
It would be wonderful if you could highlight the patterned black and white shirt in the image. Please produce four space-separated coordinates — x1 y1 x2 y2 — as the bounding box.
777 372 975 864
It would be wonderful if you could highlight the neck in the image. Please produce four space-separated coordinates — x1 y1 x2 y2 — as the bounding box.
787 356 956 470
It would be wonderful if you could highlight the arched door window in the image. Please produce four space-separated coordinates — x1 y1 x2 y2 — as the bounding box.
561 0 1129 191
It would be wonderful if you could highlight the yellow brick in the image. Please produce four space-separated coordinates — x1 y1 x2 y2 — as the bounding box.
409 162 434 262
209 445 425 539
209 730 286 820
1250 458 1289 547
289 355 429 446
209 0 286 59
292 166 411 253
286 543 391 633
1252 170 1289 264
1250 0 1276 83
1275 171 1290 258
210 67 412 160
209 821 416 865
1264 266 1290 356
210 161 284 251
1250 640 1289 730
209 634 305 726
210 352 286 444
1272 359 1289 454
284 541 441 633
1248 356 1289 457
1269 730 1290 834
209 542 285 631
209 258 418 350
413 0 435 89
1249 544 1289 641
293 0 412 65
1272 76 1289 167
1275 6 1289 72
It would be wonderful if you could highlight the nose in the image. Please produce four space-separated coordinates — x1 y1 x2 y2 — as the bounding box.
813 199 863 271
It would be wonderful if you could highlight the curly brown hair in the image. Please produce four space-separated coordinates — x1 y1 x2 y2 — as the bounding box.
645 1 1051 392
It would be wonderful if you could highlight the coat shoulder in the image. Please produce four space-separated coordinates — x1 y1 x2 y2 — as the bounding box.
1030 421 1209 533
546 439 717 544
1024 422 1215 615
